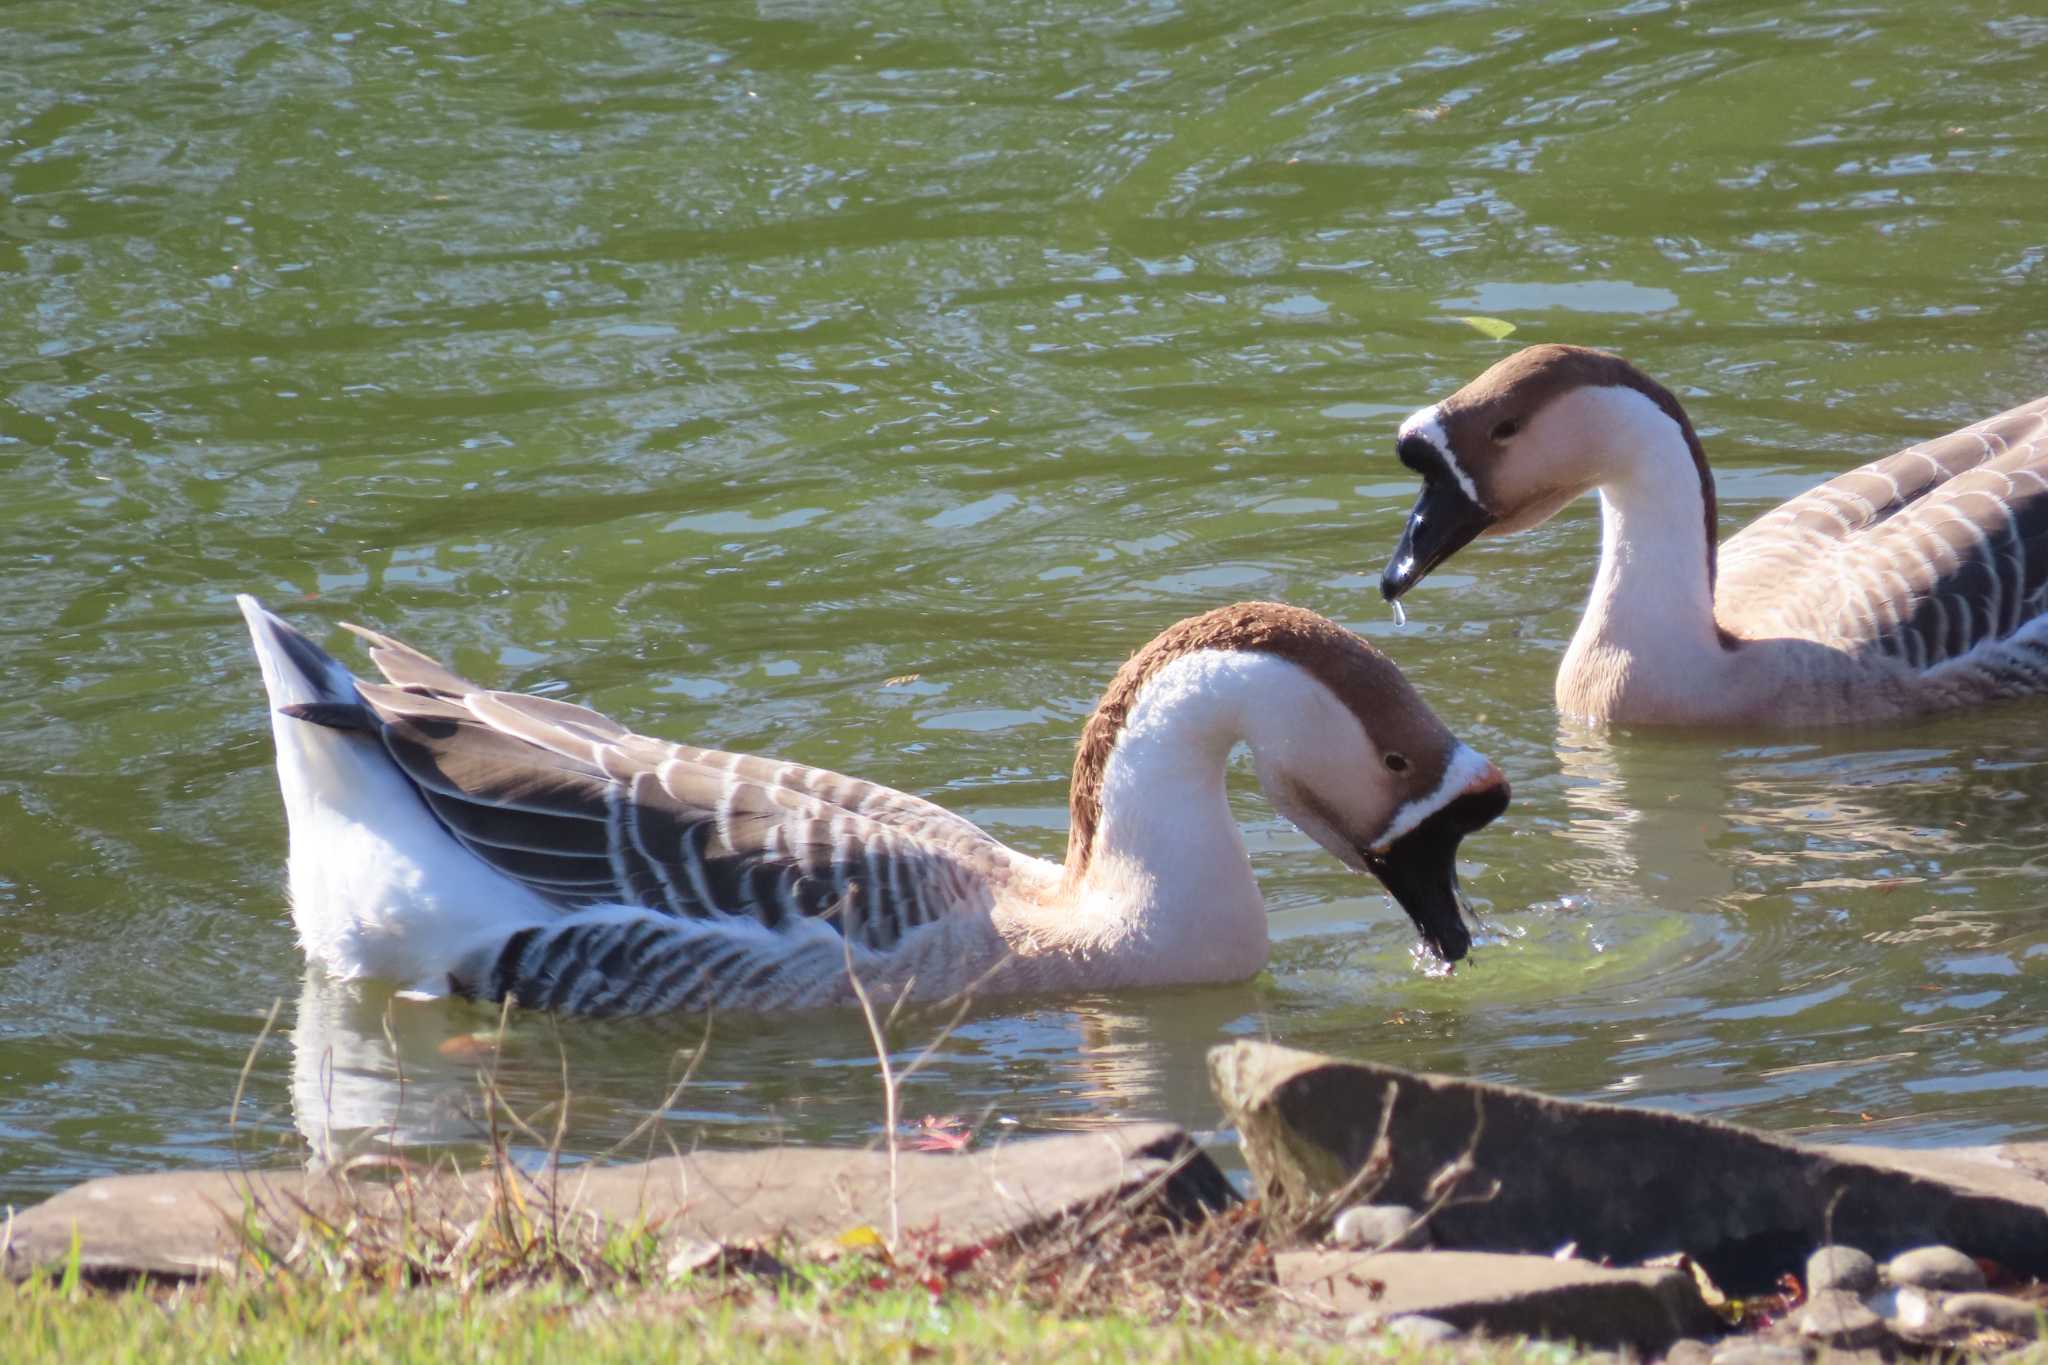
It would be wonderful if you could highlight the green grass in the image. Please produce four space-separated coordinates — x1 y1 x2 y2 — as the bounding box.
2 1266 1622 1364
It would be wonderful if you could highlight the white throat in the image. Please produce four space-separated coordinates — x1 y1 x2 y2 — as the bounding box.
1560 386 1728 714
1070 649 1298 983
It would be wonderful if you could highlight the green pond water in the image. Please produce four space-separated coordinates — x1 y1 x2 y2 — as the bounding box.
3 0 2046 1206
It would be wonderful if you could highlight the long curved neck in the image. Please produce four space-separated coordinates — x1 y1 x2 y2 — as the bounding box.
1044 650 1272 983
1561 387 1731 718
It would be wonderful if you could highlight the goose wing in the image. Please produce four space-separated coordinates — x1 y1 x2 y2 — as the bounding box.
340 625 1021 952
1717 395 2048 672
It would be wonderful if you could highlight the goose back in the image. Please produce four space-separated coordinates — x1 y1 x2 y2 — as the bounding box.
1718 395 2048 679
337 623 1026 955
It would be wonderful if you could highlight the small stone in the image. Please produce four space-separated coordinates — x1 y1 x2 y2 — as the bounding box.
1868 1284 1940 1333
1329 1202 1431 1250
1662 1337 1714 1365
1942 1292 2046 1339
1385 1315 1463 1343
1805 1244 1877 1295
1886 1244 1986 1292
1795 1288 1887 1348
1709 1343 1806 1365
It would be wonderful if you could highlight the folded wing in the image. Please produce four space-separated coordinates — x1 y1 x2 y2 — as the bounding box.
342 623 1018 952
1718 396 2048 673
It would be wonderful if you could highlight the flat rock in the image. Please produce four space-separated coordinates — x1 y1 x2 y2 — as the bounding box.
1661 1339 1714 1365
1278 1248 1717 1351
2 1123 1231 1284
1708 1345 1807 1365
1942 1292 2046 1339
1211 1040 2048 1290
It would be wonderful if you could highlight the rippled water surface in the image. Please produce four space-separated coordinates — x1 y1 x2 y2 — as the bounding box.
4 0 2047 1204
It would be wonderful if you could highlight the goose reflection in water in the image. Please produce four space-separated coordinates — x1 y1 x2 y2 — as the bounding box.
283 968 1266 1170
1552 723 2036 928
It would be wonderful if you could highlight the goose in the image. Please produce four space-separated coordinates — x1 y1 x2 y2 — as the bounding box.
1378 345 2048 726
239 596 1508 1017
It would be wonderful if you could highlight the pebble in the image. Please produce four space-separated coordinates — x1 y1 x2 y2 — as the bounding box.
1344 1312 1462 1342
1942 1292 2046 1340
1329 1202 1431 1250
1384 1314 1463 1344
1805 1244 1877 1295
1795 1288 1888 1349
1885 1244 1985 1292
1867 1284 1939 1332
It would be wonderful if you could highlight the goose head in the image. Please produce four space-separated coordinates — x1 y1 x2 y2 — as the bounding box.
1072 603 1510 962
1244 668 1508 964
1380 344 1709 601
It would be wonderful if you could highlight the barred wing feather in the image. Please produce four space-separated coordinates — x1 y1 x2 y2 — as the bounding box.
351 669 1016 953
1717 396 2048 674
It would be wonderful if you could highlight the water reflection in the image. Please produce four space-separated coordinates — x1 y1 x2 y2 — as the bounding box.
283 968 1260 1171
289 972 492 1165
1535 717 2048 1139
1554 722 1738 911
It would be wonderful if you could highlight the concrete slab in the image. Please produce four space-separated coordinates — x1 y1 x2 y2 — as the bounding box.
1280 1247 1716 1351
2 1123 1232 1284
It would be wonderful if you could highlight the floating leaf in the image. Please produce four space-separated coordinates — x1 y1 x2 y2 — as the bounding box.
1455 315 1518 340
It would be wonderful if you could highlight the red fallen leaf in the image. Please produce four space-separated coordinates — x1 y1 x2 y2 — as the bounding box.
1779 1271 1805 1307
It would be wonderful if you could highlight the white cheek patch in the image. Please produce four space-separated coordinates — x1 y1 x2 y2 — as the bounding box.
1397 403 1444 443
1397 403 1482 507
1371 742 1495 850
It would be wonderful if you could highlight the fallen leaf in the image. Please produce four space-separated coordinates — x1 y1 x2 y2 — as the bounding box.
836 1225 887 1251
1455 315 1518 341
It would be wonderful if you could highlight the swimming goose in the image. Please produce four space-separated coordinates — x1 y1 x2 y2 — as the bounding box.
1379 345 2048 726
239 596 1508 1016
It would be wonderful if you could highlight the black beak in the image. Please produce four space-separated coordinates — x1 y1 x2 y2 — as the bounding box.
1363 773 1510 962
1381 460 1494 603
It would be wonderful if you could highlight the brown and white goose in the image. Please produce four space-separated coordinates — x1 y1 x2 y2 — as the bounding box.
240 596 1508 1017
1380 345 2048 726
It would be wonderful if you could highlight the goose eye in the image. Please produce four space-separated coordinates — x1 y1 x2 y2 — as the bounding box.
1491 418 1520 442
1384 752 1410 773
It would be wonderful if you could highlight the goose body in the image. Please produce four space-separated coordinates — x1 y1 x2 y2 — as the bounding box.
239 596 1507 1016
1380 345 2048 726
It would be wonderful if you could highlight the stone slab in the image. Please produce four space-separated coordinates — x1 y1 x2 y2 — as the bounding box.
1280 1248 1717 1351
1211 1040 2048 1290
3 1123 1232 1284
